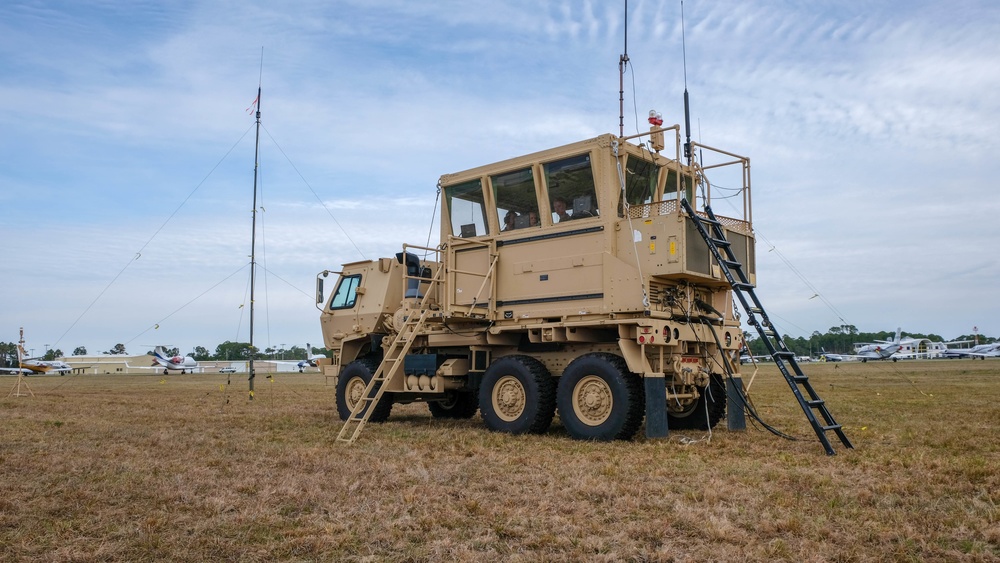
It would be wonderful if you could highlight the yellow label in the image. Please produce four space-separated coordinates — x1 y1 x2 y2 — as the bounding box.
649 242 655 253
669 241 677 255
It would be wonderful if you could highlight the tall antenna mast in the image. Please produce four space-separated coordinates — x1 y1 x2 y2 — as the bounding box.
249 47 263 401
681 1 692 165
618 0 629 137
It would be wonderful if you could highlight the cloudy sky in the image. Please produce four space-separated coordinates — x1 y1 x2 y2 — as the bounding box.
2 0 998 357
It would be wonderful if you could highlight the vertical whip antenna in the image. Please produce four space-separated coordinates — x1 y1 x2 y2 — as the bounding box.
619 0 629 137
249 46 263 401
681 1 693 165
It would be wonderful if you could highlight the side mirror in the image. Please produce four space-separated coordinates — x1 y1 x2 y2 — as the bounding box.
315 276 325 305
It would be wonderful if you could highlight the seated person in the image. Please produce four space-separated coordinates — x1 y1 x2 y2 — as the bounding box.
528 210 539 227
502 210 517 231
552 197 571 222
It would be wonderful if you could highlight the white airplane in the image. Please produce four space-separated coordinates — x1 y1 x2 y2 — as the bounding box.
939 342 1000 359
818 348 844 362
269 346 326 372
0 331 72 375
0 358 72 375
151 346 199 374
849 328 903 362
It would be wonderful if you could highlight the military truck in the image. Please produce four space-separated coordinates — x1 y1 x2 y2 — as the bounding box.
317 115 755 443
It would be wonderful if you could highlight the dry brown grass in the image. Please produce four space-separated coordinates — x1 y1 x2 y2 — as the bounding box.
1 360 998 562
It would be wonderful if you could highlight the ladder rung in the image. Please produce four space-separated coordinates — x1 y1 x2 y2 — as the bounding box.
709 238 730 247
807 399 826 408
748 307 763 314
733 282 754 291
721 259 742 269
773 351 795 358
791 375 810 383
700 216 722 227
821 424 842 432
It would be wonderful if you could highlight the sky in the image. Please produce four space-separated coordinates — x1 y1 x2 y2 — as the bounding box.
2 0 998 357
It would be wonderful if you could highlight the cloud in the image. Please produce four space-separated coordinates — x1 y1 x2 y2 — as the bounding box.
2 0 998 353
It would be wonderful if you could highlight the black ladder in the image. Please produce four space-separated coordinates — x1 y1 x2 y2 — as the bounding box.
681 198 853 455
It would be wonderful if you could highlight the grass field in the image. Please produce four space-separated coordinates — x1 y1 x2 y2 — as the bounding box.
2 360 998 561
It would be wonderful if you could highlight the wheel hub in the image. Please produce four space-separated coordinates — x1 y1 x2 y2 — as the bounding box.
493 375 526 422
347 377 366 410
572 375 613 425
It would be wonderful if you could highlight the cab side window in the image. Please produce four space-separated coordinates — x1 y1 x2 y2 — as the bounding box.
446 179 489 237
329 274 361 309
492 167 539 232
543 154 599 223
618 156 658 216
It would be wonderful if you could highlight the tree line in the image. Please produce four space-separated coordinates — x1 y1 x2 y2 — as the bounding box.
744 325 996 357
0 341 329 368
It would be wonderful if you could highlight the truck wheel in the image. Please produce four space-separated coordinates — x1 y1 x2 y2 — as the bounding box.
428 391 479 419
557 353 644 441
667 373 725 430
479 355 555 435
336 356 393 422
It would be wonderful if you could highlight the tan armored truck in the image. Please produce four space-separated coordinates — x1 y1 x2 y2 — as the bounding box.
317 119 755 442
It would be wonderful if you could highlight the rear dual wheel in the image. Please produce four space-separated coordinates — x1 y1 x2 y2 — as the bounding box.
666 372 726 430
556 353 644 441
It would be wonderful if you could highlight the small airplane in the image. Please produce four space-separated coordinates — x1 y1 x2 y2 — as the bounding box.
269 346 325 372
151 346 199 374
850 328 903 362
0 358 72 375
818 348 844 362
0 328 72 375
939 342 1000 359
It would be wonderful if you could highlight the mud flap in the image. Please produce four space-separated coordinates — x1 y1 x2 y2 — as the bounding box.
726 376 746 431
644 375 669 438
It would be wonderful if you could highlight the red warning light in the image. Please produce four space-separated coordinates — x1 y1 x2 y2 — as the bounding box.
648 110 663 127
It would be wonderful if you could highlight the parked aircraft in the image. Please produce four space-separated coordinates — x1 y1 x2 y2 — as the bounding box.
293 355 324 372
850 328 903 362
819 348 844 362
151 346 199 374
940 343 1000 359
0 358 72 375
269 348 325 372
0 331 71 374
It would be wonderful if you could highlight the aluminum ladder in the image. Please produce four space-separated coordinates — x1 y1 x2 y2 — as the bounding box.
335 263 443 444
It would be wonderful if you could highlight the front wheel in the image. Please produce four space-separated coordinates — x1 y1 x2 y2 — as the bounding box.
336 356 393 422
479 355 555 434
556 353 644 441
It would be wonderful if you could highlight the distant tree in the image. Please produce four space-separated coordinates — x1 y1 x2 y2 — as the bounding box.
106 343 127 355
288 345 306 360
73 346 87 356
165 347 179 357
0 342 16 367
42 349 63 361
191 346 211 361
214 341 254 361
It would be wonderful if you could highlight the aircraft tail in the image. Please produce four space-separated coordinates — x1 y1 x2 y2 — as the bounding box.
893 327 902 344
